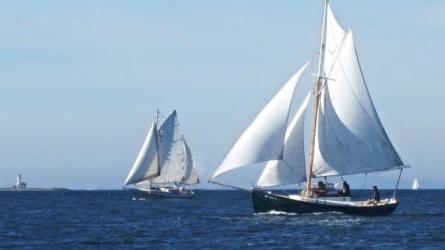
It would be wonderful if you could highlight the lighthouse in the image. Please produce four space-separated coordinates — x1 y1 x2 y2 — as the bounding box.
14 174 27 189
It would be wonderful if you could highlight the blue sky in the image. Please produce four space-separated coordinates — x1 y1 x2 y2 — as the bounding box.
0 0 444 189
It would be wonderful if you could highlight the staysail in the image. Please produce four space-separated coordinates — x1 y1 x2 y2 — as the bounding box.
124 121 160 185
181 139 200 185
312 3 404 177
256 93 310 187
210 62 309 181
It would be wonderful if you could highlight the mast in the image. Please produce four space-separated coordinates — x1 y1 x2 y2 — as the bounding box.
306 0 328 195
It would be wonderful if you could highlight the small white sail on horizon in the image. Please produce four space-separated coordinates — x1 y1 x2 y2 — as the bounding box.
412 178 420 190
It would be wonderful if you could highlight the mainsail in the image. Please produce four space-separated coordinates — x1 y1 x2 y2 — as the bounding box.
151 111 199 185
124 121 160 185
312 3 404 177
256 93 310 187
210 63 309 180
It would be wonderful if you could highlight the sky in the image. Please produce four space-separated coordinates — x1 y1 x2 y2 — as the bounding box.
0 0 444 189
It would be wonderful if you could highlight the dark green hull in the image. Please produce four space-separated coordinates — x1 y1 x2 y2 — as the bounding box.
252 189 398 216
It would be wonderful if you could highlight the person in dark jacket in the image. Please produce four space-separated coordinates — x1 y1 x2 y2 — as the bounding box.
339 181 351 196
372 185 380 202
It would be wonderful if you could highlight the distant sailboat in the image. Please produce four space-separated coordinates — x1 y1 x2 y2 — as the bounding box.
209 0 408 215
412 178 420 190
124 110 199 198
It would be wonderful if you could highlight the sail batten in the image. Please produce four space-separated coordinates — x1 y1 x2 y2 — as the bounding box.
210 62 309 181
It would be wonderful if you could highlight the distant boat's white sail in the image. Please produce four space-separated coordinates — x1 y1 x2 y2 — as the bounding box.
124 121 160 185
210 63 309 180
412 178 420 190
256 93 310 187
181 139 199 185
312 9 404 176
151 111 188 184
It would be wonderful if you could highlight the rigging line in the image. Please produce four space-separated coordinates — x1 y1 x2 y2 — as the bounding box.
362 173 367 190
208 180 250 192
392 168 403 199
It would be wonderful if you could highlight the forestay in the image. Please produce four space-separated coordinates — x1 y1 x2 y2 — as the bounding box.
210 63 309 180
256 93 310 187
124 122 160 185
312 5 404 176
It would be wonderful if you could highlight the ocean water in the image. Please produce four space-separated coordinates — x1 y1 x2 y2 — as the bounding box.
0 190 444 249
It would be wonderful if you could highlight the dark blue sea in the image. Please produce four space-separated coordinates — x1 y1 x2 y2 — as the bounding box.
0 190 444 249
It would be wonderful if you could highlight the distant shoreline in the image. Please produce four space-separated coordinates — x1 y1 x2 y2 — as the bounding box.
0 187 70 192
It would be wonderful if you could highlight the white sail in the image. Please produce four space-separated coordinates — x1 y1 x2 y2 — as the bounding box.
210 62 309 180
313 29 404 176
181 139 199 185
256 93 310 187
324 3 346 75
124 121 160 185
151 111 188 184
412 178 420 190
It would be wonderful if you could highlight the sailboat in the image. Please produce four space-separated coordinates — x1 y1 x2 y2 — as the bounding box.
209 0 409 215
412 178 420 190
124 110 199 198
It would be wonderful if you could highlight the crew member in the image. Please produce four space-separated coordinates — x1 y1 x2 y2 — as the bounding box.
372 185 380 202
339 181 351 196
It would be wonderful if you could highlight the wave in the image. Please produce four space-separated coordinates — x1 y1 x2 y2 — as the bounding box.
255 210 299 216
131 197 147 201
